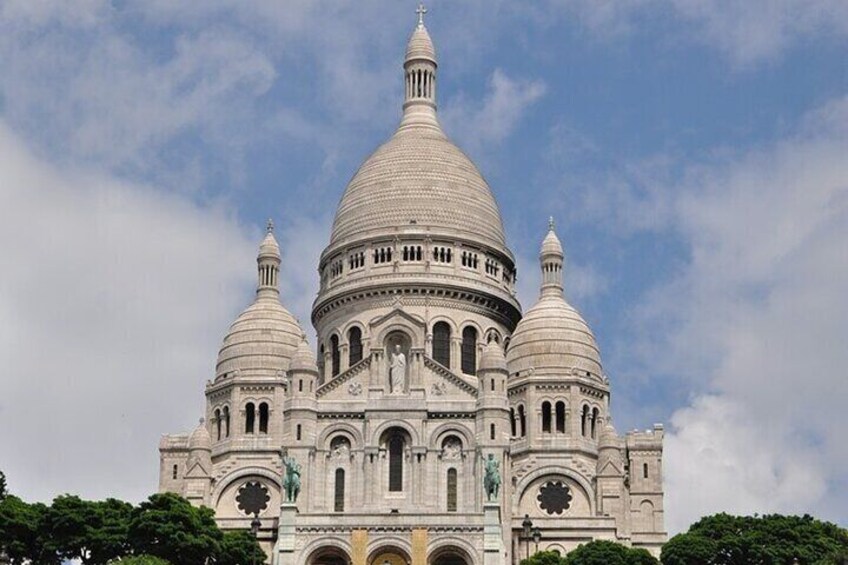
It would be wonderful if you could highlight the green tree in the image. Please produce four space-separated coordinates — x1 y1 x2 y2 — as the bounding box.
0 470 7 500
562 540 658 565
128 492 222 565
217 530 267 565
520 550 567 565
661 513 848 565
108 556 171 565
0 494 57 564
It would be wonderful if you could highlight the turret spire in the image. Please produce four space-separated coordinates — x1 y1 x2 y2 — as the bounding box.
540 218 565 298
257 219 281 298
401 5 439 130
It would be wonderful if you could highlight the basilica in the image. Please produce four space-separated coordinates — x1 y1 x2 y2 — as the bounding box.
158 10 666 565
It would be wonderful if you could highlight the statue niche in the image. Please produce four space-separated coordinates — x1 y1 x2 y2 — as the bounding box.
385 331 410 394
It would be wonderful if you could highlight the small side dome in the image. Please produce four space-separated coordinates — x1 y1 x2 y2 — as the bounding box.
290 337 319 373
506 220 602 378
479 341 507 372
188 418 212 451
599 421 619 448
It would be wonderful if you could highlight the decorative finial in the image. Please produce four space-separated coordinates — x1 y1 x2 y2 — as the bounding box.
199 417 205 425
266 218 274 233
416 3 427 28
548 216 555 231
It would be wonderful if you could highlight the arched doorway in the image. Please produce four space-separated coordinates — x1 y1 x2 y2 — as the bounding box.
369 546 411 565
308 546 351 565
429 546 472 565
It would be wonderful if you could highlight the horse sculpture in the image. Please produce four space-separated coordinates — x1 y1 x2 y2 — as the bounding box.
483 453 501 501
282 455 301 503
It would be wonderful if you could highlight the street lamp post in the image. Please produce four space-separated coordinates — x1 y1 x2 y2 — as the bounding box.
250 513 261 565
521 514 533 561
531 526 542 554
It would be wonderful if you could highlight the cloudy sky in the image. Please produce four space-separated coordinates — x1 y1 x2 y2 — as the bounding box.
0 0 846 534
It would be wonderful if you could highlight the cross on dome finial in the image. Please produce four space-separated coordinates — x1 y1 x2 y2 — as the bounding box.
549 216 555 231
266 218 274 233
416 3 427 28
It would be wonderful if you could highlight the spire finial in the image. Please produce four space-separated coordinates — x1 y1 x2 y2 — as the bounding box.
266 218 274 233
549 216 555 231
416 3 427 28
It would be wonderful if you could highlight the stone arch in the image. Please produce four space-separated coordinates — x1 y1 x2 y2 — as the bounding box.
427 315 458 335
373 320 422 350
370 419 420 446
368 540 412 565
341 320 368 343
211 466 282 508
514 465 595 516
304 538 353 565
317 422 364 449
428 422 474 450
428 538 476 565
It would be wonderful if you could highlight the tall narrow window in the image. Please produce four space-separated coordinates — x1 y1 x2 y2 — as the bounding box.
581 405 590 437
518 405 527 437
330 335 340 377
461 326 477 375
388 434 404 492
446 468 458 512
215 409 222 441
542 402 552 433
172 464 178 480
592 408 599 439
555 401 566 433
643 463 649 479
334 468 345 512
510 408 517 437
490 423 496 440
245 403 255 434
348 327 363 365
223 406 230 438
259 402 269 434
432 322 451 367
296 424 302 441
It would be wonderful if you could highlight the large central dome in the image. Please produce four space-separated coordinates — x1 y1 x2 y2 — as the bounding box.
330 125 507 250
327 20 509 256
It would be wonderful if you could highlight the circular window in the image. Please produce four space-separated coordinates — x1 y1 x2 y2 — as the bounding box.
236 481 270 516
537 480 572 515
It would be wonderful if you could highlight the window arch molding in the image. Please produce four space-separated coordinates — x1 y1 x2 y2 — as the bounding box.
428 423 474 450
211 467 283 509
371 420 420 447
317 423 364 449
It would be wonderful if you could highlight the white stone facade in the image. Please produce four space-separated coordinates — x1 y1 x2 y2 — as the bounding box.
159 12 666 565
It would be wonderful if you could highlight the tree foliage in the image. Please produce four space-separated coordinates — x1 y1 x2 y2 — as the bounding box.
127 492 222 565
108 556 171 565
661 513 848 565
520 543 658 565
0 494 56 564
218 530 267 565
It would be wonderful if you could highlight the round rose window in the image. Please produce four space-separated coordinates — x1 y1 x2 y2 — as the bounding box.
537 480 572 515
236 481 270 516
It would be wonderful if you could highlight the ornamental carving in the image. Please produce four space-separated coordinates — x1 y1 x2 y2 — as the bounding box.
236 481 270 516
431 382 447 396
537 481 572 515
348 381 362 396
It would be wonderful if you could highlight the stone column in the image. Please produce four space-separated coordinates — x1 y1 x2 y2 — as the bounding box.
412 529 428 565
352 529 369 565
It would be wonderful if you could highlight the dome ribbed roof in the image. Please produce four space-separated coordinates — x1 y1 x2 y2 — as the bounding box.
406 25 436 62
290 337 319 373
188 419 212 451
480 341 507 372
216 296 302 377
506 295 602 377
329 126 508 251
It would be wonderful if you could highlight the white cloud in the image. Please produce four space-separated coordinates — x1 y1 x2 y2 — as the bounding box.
0 121 256 502
640 95 848 531
442 69 546 155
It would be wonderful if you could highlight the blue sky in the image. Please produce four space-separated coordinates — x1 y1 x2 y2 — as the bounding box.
0 1 846 534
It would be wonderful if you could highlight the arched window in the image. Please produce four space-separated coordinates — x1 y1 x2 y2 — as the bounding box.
555 401 566 433
592 407 600 439
432 322 451 367
330 335 340 377
461 326 477 375
388 434 404 492
215 409 222 441
446 468 458 512
348 327 363 365
334 468 345 512
542 402 552 433
581 405 590 437
643 463 649 479
223 406 230 438
510 408 517 437
245 403 255 434
259 402 269 434
518 405 527 437
319 344 325 378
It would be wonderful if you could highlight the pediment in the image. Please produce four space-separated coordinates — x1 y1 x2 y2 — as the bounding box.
597 459 623 477
369 307 426 331
185 459 211 478
423 356 478 399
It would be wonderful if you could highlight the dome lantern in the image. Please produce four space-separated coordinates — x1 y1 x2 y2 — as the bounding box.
257 219 281 300
540 217 565 299
401 4 439 130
